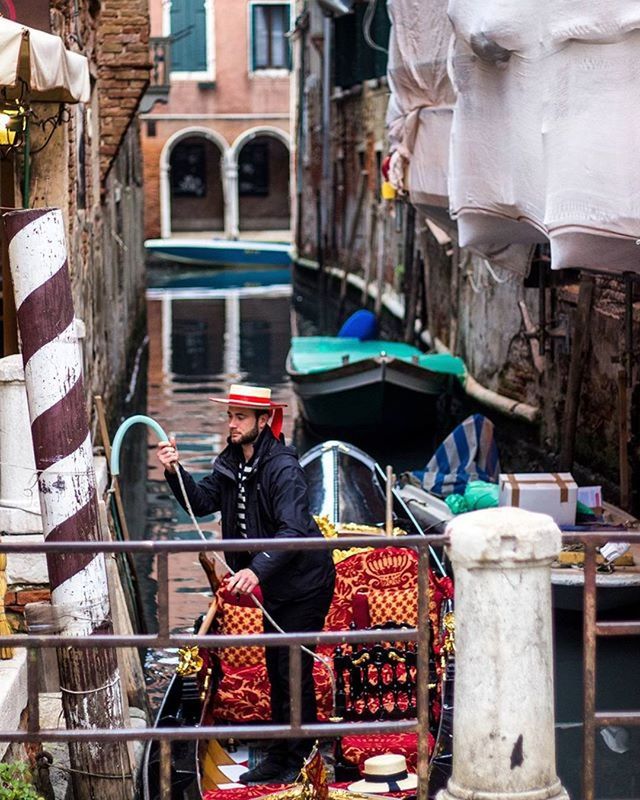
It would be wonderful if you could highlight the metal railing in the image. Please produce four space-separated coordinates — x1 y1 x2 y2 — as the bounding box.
562 529 640 800
0 534 437 800
3 528 639 799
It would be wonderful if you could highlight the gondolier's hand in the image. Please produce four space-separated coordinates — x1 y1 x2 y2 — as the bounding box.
157 437 179 475
227 568 260 596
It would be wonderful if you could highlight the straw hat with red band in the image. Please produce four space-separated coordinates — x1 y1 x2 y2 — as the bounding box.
210 384 287 439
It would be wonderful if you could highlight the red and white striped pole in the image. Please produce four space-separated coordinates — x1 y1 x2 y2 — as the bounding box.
3 208 132 800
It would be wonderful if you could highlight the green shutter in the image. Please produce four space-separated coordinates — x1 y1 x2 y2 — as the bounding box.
170 0 208 72
251 4 258 71
333 2 390 89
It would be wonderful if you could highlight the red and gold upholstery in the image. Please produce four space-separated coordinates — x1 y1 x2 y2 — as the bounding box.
218 603 264 668
340 732 436 771
367 587 417 627
203 547 453 739
202 781 416 800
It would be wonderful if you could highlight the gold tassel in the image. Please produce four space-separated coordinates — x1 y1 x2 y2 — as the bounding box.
0 549 14 659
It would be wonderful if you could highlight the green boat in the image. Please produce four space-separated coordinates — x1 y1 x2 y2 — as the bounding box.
286 336 466 431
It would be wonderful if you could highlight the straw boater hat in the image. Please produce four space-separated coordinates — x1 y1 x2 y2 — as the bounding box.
347 754 418 794
210 383 287 439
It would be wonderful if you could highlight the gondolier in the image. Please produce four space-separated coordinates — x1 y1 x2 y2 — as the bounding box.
156 383 336 785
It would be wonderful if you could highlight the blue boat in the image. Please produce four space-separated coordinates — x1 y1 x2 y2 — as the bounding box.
144 237 292 268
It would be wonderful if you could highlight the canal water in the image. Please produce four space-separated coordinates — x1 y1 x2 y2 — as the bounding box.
132 264 639 799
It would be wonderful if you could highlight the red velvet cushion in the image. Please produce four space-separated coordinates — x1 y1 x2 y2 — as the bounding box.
351 591 371 629
218 581 264 607
341 732 434 771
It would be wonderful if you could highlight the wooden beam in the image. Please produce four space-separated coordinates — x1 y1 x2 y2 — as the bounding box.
558 275 595 471
0 157 17 356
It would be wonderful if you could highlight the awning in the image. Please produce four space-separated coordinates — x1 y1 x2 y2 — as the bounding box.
0 17 90 103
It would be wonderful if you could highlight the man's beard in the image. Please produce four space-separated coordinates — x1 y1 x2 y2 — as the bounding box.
236 420 260 445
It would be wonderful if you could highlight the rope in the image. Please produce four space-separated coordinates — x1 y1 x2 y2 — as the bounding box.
46 763 133 781
0 460 96 478
59 675 121 696
173 465 338 716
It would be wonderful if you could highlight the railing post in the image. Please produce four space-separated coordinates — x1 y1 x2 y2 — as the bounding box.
438 507 569 800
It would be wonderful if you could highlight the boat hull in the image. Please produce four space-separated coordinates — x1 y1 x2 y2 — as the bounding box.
551 568 640 612
142 673 201 800
145 238 292 268
288 357 445 431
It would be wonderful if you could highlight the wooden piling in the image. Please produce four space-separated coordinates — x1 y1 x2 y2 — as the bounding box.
3 207 132 800
558 275 595 471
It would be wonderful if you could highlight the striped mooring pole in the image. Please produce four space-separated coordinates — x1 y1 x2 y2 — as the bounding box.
3 208 132 800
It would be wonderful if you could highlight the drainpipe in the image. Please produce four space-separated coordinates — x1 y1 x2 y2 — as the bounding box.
428 335 540 423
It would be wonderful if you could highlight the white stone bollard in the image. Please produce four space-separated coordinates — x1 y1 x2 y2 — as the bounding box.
438 507 569 800
0 355 42 534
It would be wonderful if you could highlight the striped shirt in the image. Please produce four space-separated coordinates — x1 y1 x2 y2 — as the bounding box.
236 461 253 538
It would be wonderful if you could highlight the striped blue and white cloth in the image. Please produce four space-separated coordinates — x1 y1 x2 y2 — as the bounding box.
419 414 501 497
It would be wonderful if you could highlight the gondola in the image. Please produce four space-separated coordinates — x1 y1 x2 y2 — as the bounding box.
286 337 465 432
142 440 455 800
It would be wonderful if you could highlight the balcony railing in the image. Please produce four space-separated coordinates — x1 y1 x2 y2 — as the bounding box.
140 36 171 114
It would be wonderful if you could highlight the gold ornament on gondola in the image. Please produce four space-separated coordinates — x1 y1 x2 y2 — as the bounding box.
441 611 455 658
0 549 14 660
176 645 204 677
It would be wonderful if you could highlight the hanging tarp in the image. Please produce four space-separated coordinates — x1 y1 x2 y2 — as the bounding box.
385 0 455 225
447 1 640 274
385 0 533 274
0 17 90 103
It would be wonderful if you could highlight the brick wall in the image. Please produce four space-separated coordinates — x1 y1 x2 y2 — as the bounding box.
38 0 149 413
97 0 150 182
142 133 163 239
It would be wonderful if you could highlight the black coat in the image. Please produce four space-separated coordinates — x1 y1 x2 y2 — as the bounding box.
165 426 335 604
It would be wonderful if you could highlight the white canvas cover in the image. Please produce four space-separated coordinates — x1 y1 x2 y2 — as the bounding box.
448 1 640 274
385 0 533 274
0 17 90 103
385 0 454 218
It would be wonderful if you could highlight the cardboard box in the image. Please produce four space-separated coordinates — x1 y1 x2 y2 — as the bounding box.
498 472 578 526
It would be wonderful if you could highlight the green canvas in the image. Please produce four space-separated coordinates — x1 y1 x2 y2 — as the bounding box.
290 337 466 378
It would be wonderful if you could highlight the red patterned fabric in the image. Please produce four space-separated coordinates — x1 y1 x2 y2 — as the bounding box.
218 604 264 668
367 588 418 627
204 547 453 728
341 732 435 771
324 548 418 634
202 782 415 800
212 660 335 723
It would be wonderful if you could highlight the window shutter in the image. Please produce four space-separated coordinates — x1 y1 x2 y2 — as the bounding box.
252 5 269 70
170 0 208 72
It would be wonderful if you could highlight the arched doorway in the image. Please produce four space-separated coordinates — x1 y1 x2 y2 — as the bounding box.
168 134 225 234
236 134 290 232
